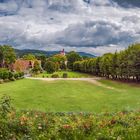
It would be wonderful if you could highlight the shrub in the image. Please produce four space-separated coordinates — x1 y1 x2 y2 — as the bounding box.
0 73 2 79
63 73 68 78
32 60 42 74
0 69 11 80
44 61 56 74
0 68 8 79
0 96 13 118
51 74 59 78
0 95 140 140
0 110 139 139
0 68 24 83
8 72 14 80
18 72 24 79
2 71 9 80
13 72 24 79
14 73 19 79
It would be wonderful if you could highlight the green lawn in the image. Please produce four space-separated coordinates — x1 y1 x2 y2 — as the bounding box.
0 79 140 112
34 71 94 78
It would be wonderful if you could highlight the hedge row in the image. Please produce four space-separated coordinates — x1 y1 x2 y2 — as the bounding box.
0 96 140 140
0 68 24 83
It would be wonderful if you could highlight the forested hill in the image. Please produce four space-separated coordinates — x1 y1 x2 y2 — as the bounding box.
15 49 96 58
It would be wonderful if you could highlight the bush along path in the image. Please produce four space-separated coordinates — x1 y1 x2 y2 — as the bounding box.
0 96 140 140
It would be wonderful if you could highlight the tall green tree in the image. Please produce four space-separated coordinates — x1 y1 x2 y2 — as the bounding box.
109 52 118 79
44 61 56 74
99 53 112 78
66 51 82 70
32 61 42 74
127 44 140 81
0 45 16 68
49 54 67 70
36 55 47 69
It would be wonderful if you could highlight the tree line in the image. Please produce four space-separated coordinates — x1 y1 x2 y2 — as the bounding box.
1 44 140 82
0 45 24 82
73 44 140 82
0 45 82 74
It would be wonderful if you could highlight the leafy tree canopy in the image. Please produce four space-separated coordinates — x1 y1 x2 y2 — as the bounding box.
0 45 16 68
23 54 36 60
66 51 82 69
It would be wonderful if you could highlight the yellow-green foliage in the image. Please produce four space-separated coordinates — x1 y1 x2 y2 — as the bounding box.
0 109 140 140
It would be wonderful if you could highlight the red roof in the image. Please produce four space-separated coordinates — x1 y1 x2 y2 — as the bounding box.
12 59 33 72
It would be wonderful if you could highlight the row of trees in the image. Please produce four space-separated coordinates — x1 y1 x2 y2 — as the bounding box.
0 44 83 74
0 45 24 83
35 51 82 74
73 44 140 82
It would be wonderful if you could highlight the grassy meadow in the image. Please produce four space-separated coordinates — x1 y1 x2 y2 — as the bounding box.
0 79 140 113
33 71 94 78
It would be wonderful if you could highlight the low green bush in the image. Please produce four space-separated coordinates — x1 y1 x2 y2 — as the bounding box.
0 68 8 79
18 72 24 78
14 72 24 79
0 96 140 140
63 73 68 78
0 68 24 83
51 74 59 78
44 61 56 74
0 69 10 80
14 72 19 79
2 71 9 80
8 71 14 79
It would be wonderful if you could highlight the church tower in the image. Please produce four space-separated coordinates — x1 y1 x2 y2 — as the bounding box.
60 49 65 56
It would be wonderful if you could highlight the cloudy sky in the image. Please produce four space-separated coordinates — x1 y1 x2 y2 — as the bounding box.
0 0 140 55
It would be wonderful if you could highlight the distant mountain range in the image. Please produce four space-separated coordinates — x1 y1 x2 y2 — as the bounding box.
15 49 96 58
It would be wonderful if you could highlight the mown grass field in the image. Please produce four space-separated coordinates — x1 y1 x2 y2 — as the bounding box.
34 71 94 78
0 79 140 113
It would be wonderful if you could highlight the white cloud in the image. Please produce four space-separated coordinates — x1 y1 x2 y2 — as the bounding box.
0 0 140 55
